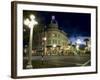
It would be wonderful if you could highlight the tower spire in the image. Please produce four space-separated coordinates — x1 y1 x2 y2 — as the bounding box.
48 15 58 28
51 15 58 25
52 15 55 20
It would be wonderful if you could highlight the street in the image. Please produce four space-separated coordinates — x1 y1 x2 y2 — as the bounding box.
23 55 90 69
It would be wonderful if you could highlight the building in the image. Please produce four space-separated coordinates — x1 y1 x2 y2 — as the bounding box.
32 16 69 56
23 15 91 56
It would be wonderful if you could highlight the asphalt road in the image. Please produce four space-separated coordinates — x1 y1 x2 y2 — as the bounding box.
23 55 90 69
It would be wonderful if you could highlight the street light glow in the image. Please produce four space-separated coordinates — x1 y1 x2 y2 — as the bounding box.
23 29 26 32
24 18 30 26
32 20 38 25
30 14 35 20
76 45 79 50
76 39 82 44
53 44 56 48
24 14 38 29
43 37 47 41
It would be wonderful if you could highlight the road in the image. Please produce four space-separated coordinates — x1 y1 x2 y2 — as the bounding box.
23 55 90 69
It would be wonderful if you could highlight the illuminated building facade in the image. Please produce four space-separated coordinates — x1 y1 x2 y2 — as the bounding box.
32 16 69 55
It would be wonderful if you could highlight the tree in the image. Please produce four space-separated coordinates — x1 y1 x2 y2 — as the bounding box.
84 38 89 46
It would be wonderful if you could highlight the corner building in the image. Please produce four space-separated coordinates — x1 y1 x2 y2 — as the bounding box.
33 16 69 56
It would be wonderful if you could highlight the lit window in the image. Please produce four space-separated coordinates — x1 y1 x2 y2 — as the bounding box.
52 33 57 37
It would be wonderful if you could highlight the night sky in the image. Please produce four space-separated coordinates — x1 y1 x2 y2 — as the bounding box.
23 10 91 38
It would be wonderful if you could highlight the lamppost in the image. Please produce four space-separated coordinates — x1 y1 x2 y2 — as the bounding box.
43 37 47 55
24 14 38 69
42 37 47 61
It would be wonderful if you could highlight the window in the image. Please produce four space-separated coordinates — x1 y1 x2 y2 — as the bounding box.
58 34 60 38
48 40 51 44
58 40 60 44
53 39 57 44
52 33 57 37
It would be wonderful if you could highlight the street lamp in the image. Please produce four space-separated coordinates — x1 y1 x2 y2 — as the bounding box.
42 37 47 56
24 14 38 69
41 37 47 64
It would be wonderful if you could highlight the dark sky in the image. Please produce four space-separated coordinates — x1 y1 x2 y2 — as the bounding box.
23 10 91 38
